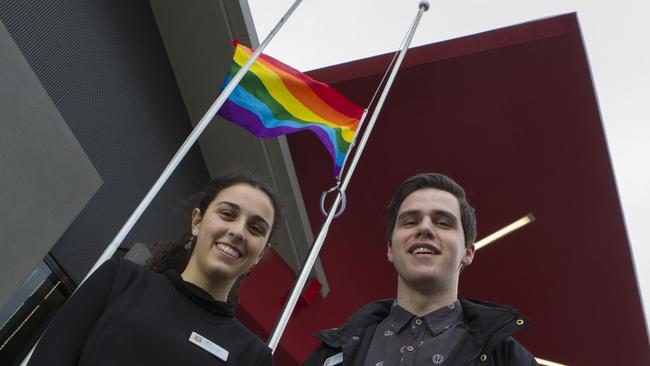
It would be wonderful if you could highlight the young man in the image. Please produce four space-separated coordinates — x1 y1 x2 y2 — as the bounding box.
305 173 538 366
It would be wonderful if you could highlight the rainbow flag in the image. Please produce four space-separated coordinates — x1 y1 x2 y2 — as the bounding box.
217 42 364 177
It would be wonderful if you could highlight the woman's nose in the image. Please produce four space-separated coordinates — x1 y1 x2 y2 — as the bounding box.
227 219 246 242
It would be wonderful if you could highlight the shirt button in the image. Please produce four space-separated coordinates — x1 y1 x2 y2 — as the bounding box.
406 345 414 352
352 336 360 341
479 354 488 362
415 319 423 326
516 319 525 326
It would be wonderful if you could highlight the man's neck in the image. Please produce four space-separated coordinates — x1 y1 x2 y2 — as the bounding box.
395 277 458 316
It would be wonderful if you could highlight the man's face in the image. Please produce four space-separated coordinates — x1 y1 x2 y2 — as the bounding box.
387 188 475 291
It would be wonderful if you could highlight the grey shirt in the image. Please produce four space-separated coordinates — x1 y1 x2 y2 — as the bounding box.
362 300 467 366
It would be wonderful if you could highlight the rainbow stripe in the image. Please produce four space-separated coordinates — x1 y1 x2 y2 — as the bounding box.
217 42 364 177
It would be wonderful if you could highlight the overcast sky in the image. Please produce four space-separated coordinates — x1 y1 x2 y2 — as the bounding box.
247 0 650 329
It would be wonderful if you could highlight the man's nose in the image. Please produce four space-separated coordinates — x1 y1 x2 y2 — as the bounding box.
416 217 435 238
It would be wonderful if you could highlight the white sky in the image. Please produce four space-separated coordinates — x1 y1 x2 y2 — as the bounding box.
247 0 650 331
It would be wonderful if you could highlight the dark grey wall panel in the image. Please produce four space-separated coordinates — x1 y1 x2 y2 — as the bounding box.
0 0 211 283
0 20 103 309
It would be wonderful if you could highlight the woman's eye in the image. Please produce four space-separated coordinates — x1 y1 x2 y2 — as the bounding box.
402 220 417 227
249 225 264 236
219 210 235 219
435 221 451 228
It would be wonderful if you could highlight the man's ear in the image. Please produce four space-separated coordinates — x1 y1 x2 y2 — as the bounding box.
387 242 394 263
461 244 476 267
191 208 202 237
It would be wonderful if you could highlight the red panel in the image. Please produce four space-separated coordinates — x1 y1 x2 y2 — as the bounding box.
239 13 650 365
237 251 298 364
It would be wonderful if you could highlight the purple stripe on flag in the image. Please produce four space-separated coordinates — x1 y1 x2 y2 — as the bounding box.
218 99 341 174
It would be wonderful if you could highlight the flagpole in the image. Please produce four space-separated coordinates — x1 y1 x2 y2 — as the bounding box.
268 0 430 353
20 1 304 364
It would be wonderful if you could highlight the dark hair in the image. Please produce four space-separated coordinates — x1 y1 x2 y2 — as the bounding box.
386 173 477 247
146 174 282 274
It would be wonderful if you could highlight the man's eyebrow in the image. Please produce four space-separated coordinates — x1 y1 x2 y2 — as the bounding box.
430 210 459 224
216 201 271 228
397 209 459 223
397 210 420 221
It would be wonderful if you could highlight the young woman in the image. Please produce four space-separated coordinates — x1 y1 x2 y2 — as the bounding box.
28 175 280 365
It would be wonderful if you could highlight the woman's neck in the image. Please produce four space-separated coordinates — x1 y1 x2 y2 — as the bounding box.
181 268 234 302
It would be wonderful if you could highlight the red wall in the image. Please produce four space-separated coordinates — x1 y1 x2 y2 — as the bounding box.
240 13 650 365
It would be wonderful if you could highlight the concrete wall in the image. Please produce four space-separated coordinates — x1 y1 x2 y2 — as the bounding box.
0 20 102 309
0 0 210 288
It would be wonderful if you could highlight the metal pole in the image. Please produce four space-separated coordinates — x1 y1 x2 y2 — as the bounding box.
267 0 429 352
21 1 304 364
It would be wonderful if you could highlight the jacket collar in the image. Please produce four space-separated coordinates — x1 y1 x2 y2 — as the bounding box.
460 298 526 340
314 298 529 350
453 298 530 365
314 299 392 347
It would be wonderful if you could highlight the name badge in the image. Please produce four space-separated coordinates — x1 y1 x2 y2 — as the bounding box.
324 352 343 366
189 331 229 362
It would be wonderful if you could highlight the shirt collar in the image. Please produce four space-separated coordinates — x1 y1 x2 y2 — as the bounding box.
422 300 463 335
165 270 235 318
388 300 463 335
387 300 414 333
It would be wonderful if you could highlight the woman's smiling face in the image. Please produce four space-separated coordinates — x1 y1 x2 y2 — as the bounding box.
188 183 275 284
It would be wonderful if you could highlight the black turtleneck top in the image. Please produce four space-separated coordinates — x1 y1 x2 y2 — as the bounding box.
28 257 272 365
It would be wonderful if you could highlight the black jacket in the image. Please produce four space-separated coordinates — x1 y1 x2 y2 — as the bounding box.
304 299 538 366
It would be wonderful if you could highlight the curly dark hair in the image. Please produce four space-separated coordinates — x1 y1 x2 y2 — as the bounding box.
145 174 282 304
146 232 195 274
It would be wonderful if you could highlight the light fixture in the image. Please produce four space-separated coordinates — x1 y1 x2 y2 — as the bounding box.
535 357 569 366
474 213 536 250
474 215 564 365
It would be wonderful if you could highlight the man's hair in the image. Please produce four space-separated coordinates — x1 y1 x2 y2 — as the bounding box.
386 173 477 248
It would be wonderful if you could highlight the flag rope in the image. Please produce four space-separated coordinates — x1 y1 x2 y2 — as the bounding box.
333 18 411 184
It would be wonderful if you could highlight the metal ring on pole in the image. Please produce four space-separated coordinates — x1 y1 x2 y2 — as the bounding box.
320 187 347 218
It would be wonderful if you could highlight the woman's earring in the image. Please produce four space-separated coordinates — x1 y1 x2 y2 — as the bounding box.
185 236 196 251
